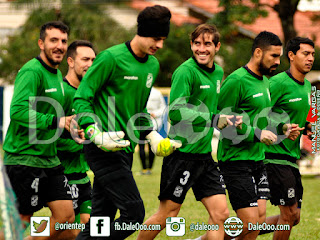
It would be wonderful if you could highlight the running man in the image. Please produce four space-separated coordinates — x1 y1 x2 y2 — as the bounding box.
217 31 283 239
4 21 75 239
137 24 241 240
73 5 180 240
262 37 315 240
57 40 96 239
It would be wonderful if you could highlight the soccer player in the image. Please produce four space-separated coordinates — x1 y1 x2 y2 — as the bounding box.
217 31 283 239
73 5 179 240
57 40 96 239
137 24 241 240
262 37 315 240
3 21 75 239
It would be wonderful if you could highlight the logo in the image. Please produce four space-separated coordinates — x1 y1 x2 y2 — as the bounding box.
166 217 185 236
253 93 263 98
30 217 50 236
217 80 220 93
288 188 295 198
200 85 210 89
224 217 243 237
90 217 110 237
173 186 183 197
45 88 57 93
124 76 138 80
146 73 153 88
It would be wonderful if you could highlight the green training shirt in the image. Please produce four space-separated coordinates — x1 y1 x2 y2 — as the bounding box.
264 70 311 168
217 66 271 162
168 57 223 154
4 56 64 168
74 42 159 153
57 79 90 184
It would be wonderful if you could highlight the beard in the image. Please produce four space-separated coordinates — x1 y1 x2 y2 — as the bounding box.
259 60 278 76
44 48 63 66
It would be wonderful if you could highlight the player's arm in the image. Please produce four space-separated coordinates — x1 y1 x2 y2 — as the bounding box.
218 77 274 144
169 67 230 129
10 70 69 130
268 78 303 142
73 51 129 151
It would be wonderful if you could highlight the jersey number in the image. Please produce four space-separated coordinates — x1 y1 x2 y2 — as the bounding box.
180 171 190 186
31 178 40 193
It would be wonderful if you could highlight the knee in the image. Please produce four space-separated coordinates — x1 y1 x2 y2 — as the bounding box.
212 207 229 223
293 211 300 226
53 207 75 224
281 208 298 225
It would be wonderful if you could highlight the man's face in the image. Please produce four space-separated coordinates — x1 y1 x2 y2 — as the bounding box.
72 46 96 81
191 33 220 68
39 28 68 68
289 43 315 74
258 45 282 75
139 36 166 56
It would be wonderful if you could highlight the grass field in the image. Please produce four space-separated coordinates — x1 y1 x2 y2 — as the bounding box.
30 153 320 239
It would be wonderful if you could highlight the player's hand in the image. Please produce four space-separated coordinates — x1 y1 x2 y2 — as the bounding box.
86 123 130 151
59 115 74 131
284 123 304 141
146 131 182 157
217 115 234 130
70 118 86 144
305 122 313 140
260 130 277 145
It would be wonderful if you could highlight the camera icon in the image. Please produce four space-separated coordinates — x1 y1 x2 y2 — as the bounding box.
166 217 185 236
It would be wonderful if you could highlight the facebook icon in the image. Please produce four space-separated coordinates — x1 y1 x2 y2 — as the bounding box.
90 217 110 237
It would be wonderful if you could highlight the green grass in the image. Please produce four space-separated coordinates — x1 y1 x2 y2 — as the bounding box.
29 154 320 239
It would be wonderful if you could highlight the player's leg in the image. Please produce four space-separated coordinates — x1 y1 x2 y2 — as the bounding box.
139 143 148 174
44 167 75 239
137 151 200 240
137 199 182 240
219 161 261 240
194 160 229 240
80 145 145 239
5 164 50 235
262 163 301 239
273 203 298 239
147 142 155 171
76 178 117 240
201 194 229 239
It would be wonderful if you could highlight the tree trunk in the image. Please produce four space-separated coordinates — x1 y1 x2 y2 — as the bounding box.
275 0 299 46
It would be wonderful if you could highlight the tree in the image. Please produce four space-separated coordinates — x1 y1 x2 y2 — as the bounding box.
0 1 133 83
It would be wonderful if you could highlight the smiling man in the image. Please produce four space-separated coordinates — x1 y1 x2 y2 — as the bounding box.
262 37 315 240
137 24 241 240
4 21 75 240
217 31 282 239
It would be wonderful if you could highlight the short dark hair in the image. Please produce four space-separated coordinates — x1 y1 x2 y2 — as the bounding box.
137 5 171 38
67 40 95 59
285 37 314 61
40 21 69 41
190 24 220 46
251 31 282 56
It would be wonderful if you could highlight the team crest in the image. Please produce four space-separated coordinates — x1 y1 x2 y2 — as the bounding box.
146 73 153 88
173 186 183 197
